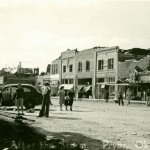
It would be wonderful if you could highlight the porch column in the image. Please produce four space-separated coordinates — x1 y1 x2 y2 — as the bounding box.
93 49 97 99
115 47 119 100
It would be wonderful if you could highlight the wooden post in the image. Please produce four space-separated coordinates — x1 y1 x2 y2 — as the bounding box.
19 62 21 83
93 48 97 99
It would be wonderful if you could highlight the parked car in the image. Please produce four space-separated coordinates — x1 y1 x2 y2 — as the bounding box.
0 84 43 109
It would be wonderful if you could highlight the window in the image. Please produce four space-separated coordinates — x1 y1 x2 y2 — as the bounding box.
108 77 115 83
98 60 104 70
78 62 82 72
86 60 90 71
69 79 73 84
61 79 69 84
24 87 31 92
78 78 92 85
108 58 114 69
54 64 55 74
61 79 64 84
56 64 58 74
63 65 66 73
3 87 10 92
97 78 104 83
65 79 68 84
51 65 53 74
69 65 73 72
11 87 17 92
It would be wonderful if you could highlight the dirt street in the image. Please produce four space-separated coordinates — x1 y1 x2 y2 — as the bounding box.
6 99 150 150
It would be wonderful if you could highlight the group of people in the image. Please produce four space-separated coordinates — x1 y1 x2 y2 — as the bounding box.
104 88 131 106
105 87 150 107
58 86 75 111
38 83 75 117
9 82 150 118
78 82 92 99
13 82 75 118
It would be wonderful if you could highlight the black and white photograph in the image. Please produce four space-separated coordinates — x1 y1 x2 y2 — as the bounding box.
0 0 150 149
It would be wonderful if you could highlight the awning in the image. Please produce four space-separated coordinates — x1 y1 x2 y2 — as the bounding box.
101 84 105 88
59 84 74 90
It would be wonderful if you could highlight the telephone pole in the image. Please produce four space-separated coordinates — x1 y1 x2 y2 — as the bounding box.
19 62 21 83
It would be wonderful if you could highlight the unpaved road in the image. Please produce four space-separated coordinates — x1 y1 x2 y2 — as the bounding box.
5 99 150 150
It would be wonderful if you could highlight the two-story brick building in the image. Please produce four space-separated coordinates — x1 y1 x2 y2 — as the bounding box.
95 46 119 99
60 49 77 86
50 46 150 100
75 48 95 95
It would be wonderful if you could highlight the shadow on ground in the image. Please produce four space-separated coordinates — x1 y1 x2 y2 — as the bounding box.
0 116 130 150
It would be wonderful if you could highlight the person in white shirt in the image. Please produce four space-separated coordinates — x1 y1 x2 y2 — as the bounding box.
38 82 51 117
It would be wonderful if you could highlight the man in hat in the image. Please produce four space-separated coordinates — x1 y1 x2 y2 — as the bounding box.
15 83 24 115
38 82 51 117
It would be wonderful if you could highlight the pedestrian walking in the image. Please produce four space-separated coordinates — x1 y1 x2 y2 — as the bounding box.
118 88 124 106
78 87 84 100
84 82 90 98
126 88 132 106
58 86 65 111
15 83 24 115
87 87 92 99
142 90 146 101
146 89 150 107
105 89 109 103
68 88 75 111
64 96 69 111
38 82 51 117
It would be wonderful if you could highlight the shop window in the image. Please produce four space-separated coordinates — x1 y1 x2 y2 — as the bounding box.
86 60 90 71
97 78 104 83
65 79 68 84
108 77 115 83
78 78 92 85
61 79 64 84
108 58 114 69
61 79 68 84
98 60 104 70
69 79 73 84
78 61 82 72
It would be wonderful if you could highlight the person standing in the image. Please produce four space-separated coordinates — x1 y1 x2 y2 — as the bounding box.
146 89 150 107
38 82 51 117
118 88 124 106
68 88 75 111
105 89 109 103
126 88 132 106
78 87 84 100
37 82 42 92
58 86 65 111
142 91 146 101
15 83 24 115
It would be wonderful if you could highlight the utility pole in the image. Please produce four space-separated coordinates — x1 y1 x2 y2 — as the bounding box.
19 62 21 83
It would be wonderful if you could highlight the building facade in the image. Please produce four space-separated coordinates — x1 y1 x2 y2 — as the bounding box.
60 49 77 86
50 57 61 95
95 46 119 99
50 46 150 100
75 48 95 94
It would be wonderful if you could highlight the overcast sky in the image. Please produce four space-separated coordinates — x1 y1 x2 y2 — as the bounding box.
0 0 150 72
